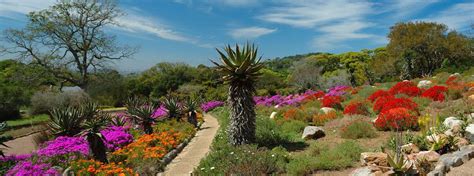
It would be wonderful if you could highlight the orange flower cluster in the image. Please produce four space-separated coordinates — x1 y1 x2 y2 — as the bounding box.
71 159 137 176
112 131 185 161
312 111 337 125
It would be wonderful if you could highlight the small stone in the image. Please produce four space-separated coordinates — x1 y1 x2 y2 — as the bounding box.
451 156 464 167
302 126 325 140
320 107 335 114
401 143 420 154
270 111 277 119
455 137 470 148
443 117 464 131
360 152 388 167
417 80 432 88
350 167 371 176
416 151 440 162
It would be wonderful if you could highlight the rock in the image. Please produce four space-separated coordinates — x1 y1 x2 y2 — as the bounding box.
350 167 371 176
469 94 474 102
320 107 335 114
417 80 432 88
270 112 277 119
426 134 447 143
466 113 474 123
416 151 440 162
443 117 464 130
451 156 464 167
466 124 474 143
401 143 420 154
455 137 470 148
450 73 461 77
360 152 388 167
302 126 325 140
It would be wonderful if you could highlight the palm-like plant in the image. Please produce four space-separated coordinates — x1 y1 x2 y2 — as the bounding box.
48 106 84 136
81 103 111 163
184 96 199 127
211 43 263 145
163 96 182 120
126 97 157 134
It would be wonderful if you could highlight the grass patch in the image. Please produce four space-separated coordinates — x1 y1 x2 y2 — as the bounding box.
5 114 49 128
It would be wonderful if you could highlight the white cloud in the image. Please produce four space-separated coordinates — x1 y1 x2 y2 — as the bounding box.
383 0 439 18
229 27 276 39
0 0 55 19
217 0 259 7
420 2 474 30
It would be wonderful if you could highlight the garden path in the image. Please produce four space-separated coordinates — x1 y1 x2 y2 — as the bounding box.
447 159 474 176
3 132 40 155
160 114 219 176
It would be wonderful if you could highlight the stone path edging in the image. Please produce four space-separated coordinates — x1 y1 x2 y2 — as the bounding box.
159 114 219 176
428 145 474 176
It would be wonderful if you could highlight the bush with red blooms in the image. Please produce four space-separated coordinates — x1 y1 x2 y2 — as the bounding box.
343 101 370 115
321 96 342 109
421 86 448 101
374 107 418 130
303 91 325 101
446 75 458 86
368 90 390 103
372 95 395 113
389 81 420 96
373 96 418 114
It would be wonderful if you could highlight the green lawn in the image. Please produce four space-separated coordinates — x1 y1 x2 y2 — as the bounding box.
5 114 50 128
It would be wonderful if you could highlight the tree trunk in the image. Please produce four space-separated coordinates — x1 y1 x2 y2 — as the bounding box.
228 84 256 145
143 120 153 135
87 133 108 163
188 111 198 128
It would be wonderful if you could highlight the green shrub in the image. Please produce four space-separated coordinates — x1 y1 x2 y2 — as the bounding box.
412 97 432 112
287 141 363 174
30 90 90 115
340 120 377 139
0 83 28 121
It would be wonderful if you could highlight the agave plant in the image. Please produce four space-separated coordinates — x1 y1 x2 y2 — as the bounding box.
0 122 9 157
211 43 263 145
184 96 199 127
126 97 157 134
81 103 111 163
48 106 84 136
111 115 127 127
163 96 182 120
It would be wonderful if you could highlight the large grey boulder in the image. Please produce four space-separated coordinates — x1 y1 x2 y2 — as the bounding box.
302 126 325 140
465 124 474 143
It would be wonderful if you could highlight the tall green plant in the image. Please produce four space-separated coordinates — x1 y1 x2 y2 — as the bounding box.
163 96 182 120
48 106 84 136
184 96 199 127
211 43 263 145
80 102 111 163
126 97 157 134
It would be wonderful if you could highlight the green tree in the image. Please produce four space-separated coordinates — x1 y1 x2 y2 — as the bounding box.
212 43 263 145
340 52 371 86
387 22 472 78
288 57 322 91
3 0 135 89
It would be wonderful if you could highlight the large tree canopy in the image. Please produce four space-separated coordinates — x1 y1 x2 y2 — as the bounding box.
387 22 472 78
3 0 135 89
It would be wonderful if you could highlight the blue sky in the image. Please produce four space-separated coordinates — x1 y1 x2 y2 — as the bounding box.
0 0 473 72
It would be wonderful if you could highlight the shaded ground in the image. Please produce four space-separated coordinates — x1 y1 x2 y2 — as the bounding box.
161 114 219 176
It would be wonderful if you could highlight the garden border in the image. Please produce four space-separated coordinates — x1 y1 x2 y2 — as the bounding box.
428 145 474 176
159 122 203 169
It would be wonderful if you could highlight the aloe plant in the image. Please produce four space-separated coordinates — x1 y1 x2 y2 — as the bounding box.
126 97 157 134
111 115 127 127
48 106 84 136
163 96 182 120
184 96 199 127
81 103 111 163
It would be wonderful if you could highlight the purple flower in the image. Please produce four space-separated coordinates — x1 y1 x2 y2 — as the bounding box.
100 126 134 151
326 85 350 97
37 136 89 157
152 105 168 118
0 154 31 162
201 101 225 112
6 161 59 176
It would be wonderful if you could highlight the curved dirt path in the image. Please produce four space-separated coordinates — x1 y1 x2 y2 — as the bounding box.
447 159 474 176
161 114 219 176
3 132 41 155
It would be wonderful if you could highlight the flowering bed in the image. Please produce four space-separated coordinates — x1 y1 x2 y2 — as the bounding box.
201 101 225 112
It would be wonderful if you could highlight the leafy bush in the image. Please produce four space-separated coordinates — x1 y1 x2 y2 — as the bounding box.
0 83 28 121
421 86 447 101
340 119 377 139
287 140 363 174
389 81 421 96
343 101 370 115
312 111 338 125
30 90 90 115
321 96 343 109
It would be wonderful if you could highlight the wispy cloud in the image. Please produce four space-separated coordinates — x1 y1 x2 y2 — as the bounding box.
228 27 276 39
257 0 382 51
381 0 439 18
0 0 55 20
420 2 474 30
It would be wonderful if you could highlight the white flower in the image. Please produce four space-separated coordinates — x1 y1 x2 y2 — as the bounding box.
200 168 205 170
271 154 275 157
230 152 234 155
210 167 215 170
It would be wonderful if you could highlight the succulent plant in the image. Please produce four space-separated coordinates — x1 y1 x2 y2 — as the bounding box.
48 106 84 136
163 96 182 120
81 104 111 163
125 97 157 134
184 96 200 127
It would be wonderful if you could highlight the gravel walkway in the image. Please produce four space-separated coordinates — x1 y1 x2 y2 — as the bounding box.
3 132 40 155
161 114 219 176
447 159 474 176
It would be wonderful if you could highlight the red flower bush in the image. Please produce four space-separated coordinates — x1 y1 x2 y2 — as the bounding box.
389 81 420 96
368 90 390 103
421 85 447 101
374 107 418 130
303 91 325 101
379 97 418 113
321 96 342 109
446 75 458 86
343 101 369 115
373 95 395 113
